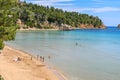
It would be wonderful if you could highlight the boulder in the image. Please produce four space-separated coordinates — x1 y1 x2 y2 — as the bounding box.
59 24 74 31
118 24 120 28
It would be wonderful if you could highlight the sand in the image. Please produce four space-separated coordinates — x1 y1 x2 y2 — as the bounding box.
17 28 59 31
0 45 67 80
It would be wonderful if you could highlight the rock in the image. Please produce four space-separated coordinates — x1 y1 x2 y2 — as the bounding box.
79 24 106 29
59 24 74 31
118 24 120 28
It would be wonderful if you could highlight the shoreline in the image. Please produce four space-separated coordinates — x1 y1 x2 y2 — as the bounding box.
0 45 67 80
17 27 106 31
17 28 59 31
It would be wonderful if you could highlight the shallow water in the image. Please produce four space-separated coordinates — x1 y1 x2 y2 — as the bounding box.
6 27 120 80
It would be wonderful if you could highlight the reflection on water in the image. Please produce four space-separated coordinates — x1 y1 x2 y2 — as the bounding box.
6 27 120 80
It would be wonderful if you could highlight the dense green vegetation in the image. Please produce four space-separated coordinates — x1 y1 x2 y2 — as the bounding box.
0 0 105 49
0 0 18 49
18 2 104 29
0 75 4 80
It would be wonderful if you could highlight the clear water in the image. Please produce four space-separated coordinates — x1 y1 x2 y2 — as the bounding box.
6 27 120 80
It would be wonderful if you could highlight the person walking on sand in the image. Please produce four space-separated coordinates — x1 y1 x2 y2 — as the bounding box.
76 42 78 46
40 56 42 61
43 57 45 62
30 56 32 60
48 56 51 60
37 55 39 60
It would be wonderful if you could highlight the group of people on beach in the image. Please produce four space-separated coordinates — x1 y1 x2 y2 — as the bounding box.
36 55 51 62
36 55 44 62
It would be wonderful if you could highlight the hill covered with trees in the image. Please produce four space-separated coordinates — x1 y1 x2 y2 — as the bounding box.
0 0 18 49
17 1 105 30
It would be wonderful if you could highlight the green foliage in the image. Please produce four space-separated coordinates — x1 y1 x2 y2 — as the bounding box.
0 75 4 80
17 2 104 28
0 39 4 49
0 0 18 49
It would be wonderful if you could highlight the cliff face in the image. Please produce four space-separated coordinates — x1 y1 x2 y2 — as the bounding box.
79 24 106 29
17 19 106 30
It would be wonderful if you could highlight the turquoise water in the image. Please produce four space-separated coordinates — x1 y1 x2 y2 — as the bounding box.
6 27 120 80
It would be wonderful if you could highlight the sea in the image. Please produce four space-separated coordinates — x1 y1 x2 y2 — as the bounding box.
5 27 120 80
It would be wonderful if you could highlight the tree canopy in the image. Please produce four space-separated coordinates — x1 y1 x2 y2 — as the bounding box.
0 0 18 49
17 2 105 29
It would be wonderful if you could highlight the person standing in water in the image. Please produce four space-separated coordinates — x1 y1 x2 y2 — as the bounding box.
76 42 78 46
48 56 51 60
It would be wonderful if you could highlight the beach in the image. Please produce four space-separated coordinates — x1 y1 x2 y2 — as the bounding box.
0 45 67 80
17 28 59 31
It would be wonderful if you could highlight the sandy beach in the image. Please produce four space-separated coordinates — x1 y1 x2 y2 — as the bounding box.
0 45 67 80
17 28 59 31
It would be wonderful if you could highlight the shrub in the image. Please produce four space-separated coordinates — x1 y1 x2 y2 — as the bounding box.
0 75 4 80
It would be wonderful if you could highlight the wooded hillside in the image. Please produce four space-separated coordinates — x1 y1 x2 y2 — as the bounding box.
17 1 105 29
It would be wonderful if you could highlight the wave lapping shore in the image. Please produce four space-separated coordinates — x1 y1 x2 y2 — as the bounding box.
0 45 67 80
